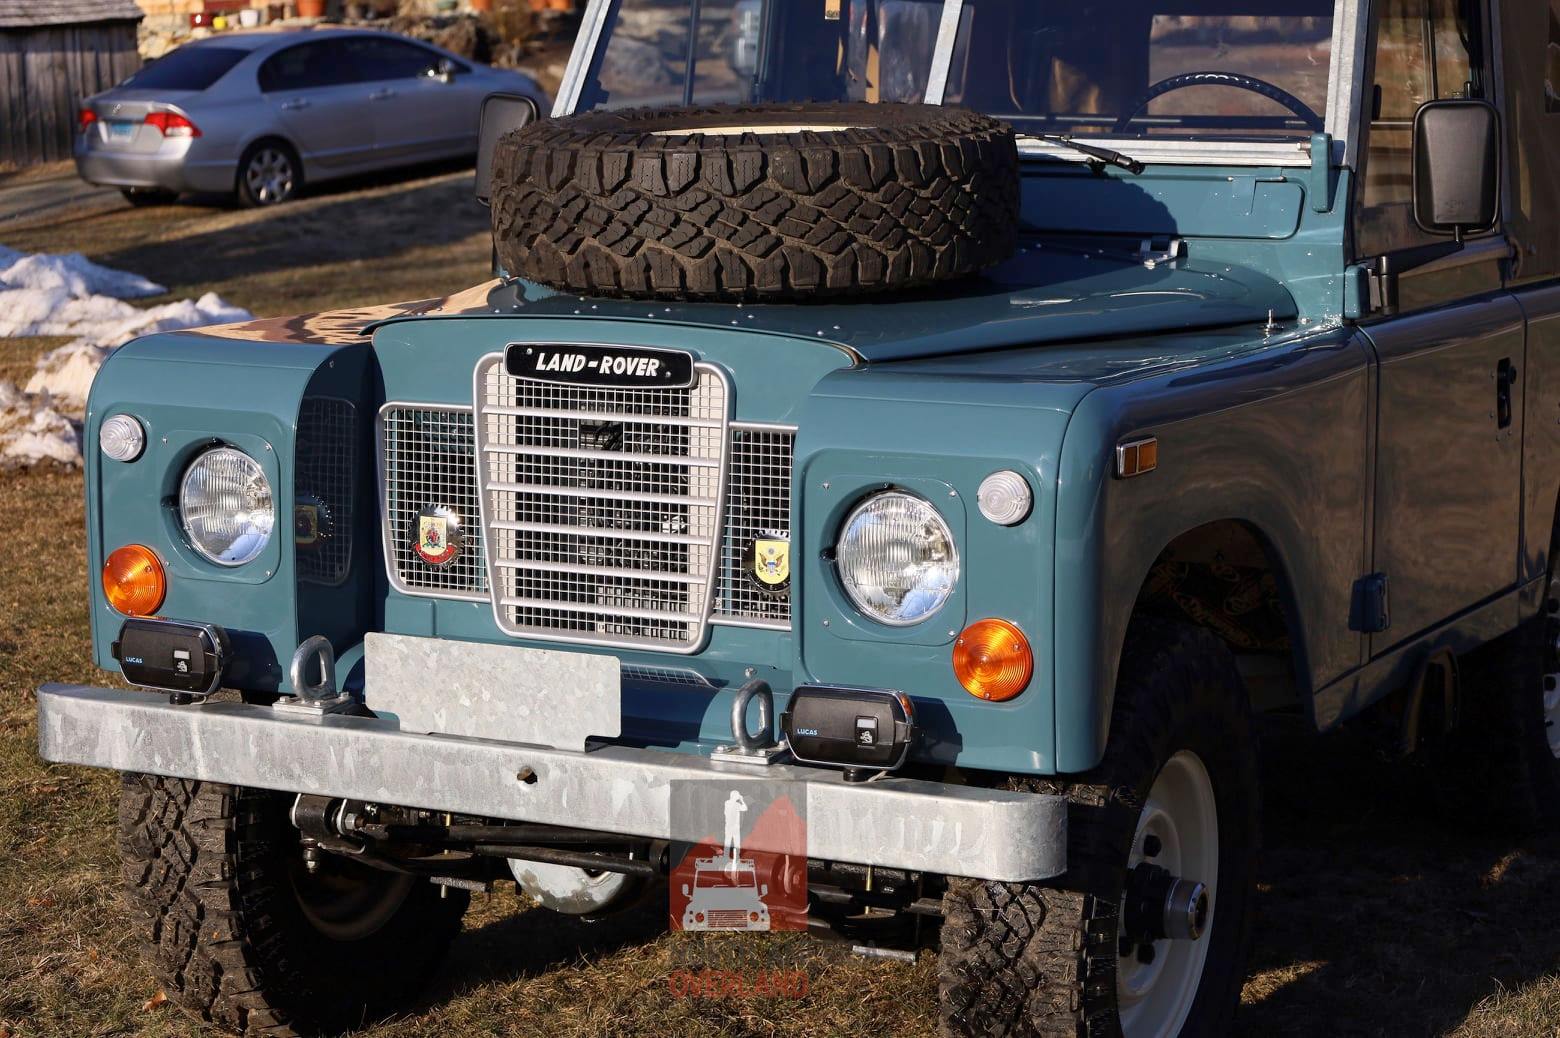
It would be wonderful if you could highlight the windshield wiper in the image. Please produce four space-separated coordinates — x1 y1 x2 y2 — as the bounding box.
1031 134 1146 175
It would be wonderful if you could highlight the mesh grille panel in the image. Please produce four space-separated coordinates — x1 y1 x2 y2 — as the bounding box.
476 354 729 651
295 398 356 586
715 428 794 626
381 406 487 598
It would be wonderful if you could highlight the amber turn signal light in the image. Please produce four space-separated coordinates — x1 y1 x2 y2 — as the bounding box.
953 618 1033 701
103 544 166 616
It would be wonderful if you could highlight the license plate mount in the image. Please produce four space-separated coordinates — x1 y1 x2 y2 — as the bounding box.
363 632 621 751
106 120 136 141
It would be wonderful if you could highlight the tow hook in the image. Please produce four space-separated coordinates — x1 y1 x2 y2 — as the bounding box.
1121 862 1209 944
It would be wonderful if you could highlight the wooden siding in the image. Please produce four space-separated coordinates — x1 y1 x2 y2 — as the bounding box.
0 22 141 166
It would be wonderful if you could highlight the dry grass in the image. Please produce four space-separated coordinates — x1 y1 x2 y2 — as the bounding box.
4 165 1560 1038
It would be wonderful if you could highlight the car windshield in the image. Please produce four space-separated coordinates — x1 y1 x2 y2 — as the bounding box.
578 0 1335 142
946 0 1333 140
580 0 947 110
121 46 248 91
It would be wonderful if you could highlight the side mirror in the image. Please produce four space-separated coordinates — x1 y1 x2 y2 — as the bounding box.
681 884 691 897
475 92 539 206
1413 99 1501 239
760 884 769 897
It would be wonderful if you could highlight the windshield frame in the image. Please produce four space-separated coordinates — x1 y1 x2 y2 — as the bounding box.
553 0 1366 169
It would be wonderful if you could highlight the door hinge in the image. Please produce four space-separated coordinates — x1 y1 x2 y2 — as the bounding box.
1349 573 1391 634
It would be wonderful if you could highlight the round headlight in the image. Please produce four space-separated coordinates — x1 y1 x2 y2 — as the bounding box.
836 491 959 626
99 414 145 462
179 447 274 567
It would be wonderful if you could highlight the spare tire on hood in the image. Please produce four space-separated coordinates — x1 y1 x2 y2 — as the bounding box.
488 103 1020 302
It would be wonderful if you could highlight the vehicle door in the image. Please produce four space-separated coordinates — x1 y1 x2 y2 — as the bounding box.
1356 0 1523 648
340 36 476 162
258 39 375 172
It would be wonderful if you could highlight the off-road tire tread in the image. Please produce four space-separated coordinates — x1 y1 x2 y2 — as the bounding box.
489 103 1019 301
938 620 1259 1037
119 775 467 1037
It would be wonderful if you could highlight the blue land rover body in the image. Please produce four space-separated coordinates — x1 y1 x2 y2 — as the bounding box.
38 1 1560 1035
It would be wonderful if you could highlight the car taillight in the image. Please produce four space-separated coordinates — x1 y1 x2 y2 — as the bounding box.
78 108 97 132
144 111 201 138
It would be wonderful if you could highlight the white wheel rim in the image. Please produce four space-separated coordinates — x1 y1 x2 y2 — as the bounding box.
247 148 294 204
1545 576 1560 758
1118 749 1219 1038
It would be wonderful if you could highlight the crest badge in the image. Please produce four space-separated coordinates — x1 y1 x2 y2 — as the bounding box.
748 534 791 592
414 505 463 566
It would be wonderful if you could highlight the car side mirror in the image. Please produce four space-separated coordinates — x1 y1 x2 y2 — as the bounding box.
760 884 769 897
681 884 691 897
1413 99 1501 240
475 92 539 206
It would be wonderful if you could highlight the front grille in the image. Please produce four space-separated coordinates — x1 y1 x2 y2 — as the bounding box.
474 354 730 652
380 405 488 599
294 397 355 586
715 427 794 627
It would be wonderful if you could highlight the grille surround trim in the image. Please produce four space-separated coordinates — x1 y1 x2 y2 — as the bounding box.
377 402 489 603
472 350 735 655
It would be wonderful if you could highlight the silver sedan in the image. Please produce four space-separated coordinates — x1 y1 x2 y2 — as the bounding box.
75 28 548 207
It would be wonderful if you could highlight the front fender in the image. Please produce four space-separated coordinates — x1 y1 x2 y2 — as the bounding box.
1053 329 1373 772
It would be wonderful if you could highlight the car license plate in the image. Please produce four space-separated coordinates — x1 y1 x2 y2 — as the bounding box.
106 120 136 141
362 632 622 751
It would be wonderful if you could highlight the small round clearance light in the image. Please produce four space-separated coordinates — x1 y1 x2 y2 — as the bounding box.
977 470 1032 526
103 544 166 616
99 414 146 463
953 618 1034 701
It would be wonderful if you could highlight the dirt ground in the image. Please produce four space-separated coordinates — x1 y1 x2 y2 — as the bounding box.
4 167 1560 1038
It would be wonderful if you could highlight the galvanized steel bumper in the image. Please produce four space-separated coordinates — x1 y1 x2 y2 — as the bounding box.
37 685 1066 882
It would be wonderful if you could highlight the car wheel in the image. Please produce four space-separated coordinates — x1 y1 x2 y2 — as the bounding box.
237 142 301 207
119 774 468 1035
120 188 179 207
938 619 1260 1037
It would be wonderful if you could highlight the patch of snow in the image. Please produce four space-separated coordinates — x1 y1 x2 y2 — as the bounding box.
0 249 165 299
0 381 81 469
0 247 252 469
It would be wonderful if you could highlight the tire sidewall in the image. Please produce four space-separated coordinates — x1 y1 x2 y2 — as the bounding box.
237 141 300 207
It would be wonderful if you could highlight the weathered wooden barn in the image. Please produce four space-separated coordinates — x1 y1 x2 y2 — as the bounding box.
0 0 144 167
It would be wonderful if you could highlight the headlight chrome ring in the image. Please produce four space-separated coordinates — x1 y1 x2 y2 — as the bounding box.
179 446 275 567
836 490 960 627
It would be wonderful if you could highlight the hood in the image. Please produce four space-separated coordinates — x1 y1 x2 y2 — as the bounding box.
373 241 1298 364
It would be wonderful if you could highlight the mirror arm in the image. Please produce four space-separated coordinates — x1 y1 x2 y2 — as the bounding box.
1369 239 1466 317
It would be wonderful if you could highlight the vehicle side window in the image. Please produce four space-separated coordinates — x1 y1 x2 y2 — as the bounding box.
342 37 444 82
1354 0 1489 259
258 41 352 92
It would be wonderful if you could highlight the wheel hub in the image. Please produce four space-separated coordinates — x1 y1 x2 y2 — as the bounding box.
1117 750 1219 1038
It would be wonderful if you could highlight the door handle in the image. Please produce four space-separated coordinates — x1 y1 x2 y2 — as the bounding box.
1497 357 1517 430
281 98 310 111
370 89 396 101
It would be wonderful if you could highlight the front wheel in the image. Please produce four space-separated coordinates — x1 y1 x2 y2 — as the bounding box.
938 620 1259 1037
237 142 300 207
119 775 468 1036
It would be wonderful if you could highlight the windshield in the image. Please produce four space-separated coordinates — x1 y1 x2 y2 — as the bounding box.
578 0 1334 143
121 46 248 91
946 1 1333 140
580 0 944 110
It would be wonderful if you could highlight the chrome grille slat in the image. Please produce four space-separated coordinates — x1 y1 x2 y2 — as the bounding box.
482 404 724 428
379 405 488 601
474 353 730 652
483 481 720 507
494 558 708 584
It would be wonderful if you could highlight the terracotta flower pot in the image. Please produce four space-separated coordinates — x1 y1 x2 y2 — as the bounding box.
296 0 325 17
469 0 493 11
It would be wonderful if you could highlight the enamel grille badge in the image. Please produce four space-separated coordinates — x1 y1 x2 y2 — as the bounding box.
746 532 791 594
414 505 464 567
